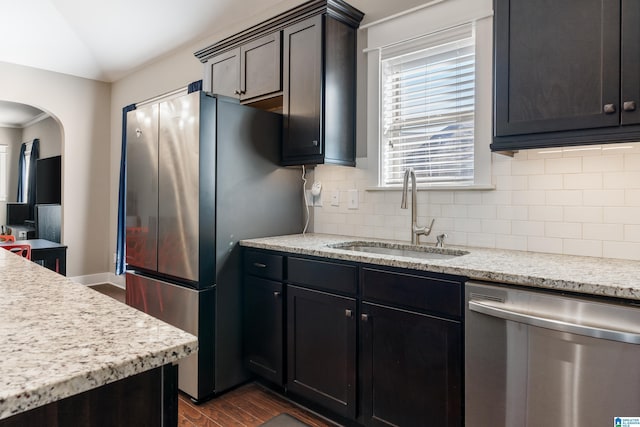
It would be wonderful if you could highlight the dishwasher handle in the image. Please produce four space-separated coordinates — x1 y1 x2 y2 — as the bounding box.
469 299 640 345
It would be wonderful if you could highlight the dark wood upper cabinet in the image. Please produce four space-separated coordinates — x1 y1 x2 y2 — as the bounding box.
204 32 282 102
195 0 363 165
492 0 640 151
282 13 360 166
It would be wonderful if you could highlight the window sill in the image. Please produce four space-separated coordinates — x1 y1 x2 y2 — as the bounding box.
366 184 495 192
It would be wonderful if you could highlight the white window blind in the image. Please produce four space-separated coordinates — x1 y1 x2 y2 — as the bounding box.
0 145 6 202
380 23 476 186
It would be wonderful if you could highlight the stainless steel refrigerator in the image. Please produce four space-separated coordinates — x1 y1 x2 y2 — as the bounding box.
124 91 302 401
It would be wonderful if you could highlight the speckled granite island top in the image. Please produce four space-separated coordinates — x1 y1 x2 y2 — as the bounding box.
0 250 197 420
240 233 640 301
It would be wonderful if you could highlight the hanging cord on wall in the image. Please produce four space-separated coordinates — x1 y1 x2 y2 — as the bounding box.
302 165 310 235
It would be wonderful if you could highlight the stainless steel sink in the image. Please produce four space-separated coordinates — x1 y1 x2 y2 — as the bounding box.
329 241 469 260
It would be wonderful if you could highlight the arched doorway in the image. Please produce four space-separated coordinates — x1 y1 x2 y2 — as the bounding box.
0 100 63 241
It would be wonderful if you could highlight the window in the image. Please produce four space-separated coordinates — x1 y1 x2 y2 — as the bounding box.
0 145 6 202
380 24 476 187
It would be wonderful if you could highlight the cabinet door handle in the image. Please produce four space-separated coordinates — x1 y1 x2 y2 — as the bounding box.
252 262 267 268
624 101 637 112
361 314 369 322
273 291 281 297
345 309 353 318
234 89 241 95
312 140 318 146
603 103 616 114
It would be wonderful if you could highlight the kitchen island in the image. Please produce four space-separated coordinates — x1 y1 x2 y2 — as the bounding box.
0 249 197 426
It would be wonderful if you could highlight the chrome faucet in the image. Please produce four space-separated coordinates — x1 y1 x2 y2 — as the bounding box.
401 168 434 245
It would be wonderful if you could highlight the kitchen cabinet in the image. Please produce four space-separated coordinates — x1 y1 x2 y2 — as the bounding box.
360 268 462 426
243 250 284 385
205 32 282 101
282 13 359 166
241 248 463 425
195 0 363 166
492 0 640 151
286 256 357 418
287 285 357 419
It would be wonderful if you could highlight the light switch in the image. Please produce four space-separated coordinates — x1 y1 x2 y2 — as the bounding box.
331 190 340 206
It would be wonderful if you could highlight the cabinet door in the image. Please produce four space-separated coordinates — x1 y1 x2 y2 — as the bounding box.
240 32 282 100
621 0 640 125
244 276 283 385
287 285 356 419
207 47 240 98
282 15 323 162
494 0 620 136
360 302 462 427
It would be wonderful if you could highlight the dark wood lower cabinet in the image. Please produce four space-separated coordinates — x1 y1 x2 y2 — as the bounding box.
244 276 284 385
360 302 462 426
287 285 357 419
0 365 177 427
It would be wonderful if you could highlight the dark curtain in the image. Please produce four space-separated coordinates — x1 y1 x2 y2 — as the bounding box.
116 104 137 275
27 139 40 217
187 80 203 93
16 143 26 202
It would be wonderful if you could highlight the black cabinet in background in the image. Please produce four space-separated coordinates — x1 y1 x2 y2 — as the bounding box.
492 0 640 151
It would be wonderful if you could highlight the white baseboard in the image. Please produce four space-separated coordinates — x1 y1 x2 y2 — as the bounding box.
70 272 125 289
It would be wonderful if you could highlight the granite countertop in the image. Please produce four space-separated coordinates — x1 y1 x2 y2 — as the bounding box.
0 250 197 421
240 233 640 301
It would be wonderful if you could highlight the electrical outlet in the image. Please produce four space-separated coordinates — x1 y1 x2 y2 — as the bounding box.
305 190 314 206
347 189 358 209
331 190 340 207
314 194 323 207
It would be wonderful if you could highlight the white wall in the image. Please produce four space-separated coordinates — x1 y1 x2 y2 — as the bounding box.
0 61 111 276
0 126 21 225
23 116 62 159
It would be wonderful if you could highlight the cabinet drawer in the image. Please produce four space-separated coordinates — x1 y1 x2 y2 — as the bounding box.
288 257 357 295
362 268 461 318
244 250 283 281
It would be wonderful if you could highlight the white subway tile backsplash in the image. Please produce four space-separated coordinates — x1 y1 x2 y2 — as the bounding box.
563 239 602 257
545 190 583 206
583 189 625 206
527 236 563 254
583 223 624 241
583 155 623 172
529 205 563 222
604 207 640 225
312 146 640 261
603 241 640 260
529 174 564 190
545 157 582 174
545 222 582 239
563 206 602 223
564 173 602 190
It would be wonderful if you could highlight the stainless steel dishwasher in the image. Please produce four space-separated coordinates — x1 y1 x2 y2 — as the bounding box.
465 281 640 427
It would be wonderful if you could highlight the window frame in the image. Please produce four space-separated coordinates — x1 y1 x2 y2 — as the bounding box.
379 23 477 187
363 3 494 191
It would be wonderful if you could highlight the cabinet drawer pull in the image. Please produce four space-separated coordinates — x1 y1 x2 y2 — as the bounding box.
273 291 281 297
253 262 267 268
361 314 369 322
234 89 241 95
624 101 637 112
603 103 616 114
345 309 353 318
312 140 318 146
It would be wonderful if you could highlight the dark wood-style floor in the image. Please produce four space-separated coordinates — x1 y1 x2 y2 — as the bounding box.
89 284 335 427
179 383 335 427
